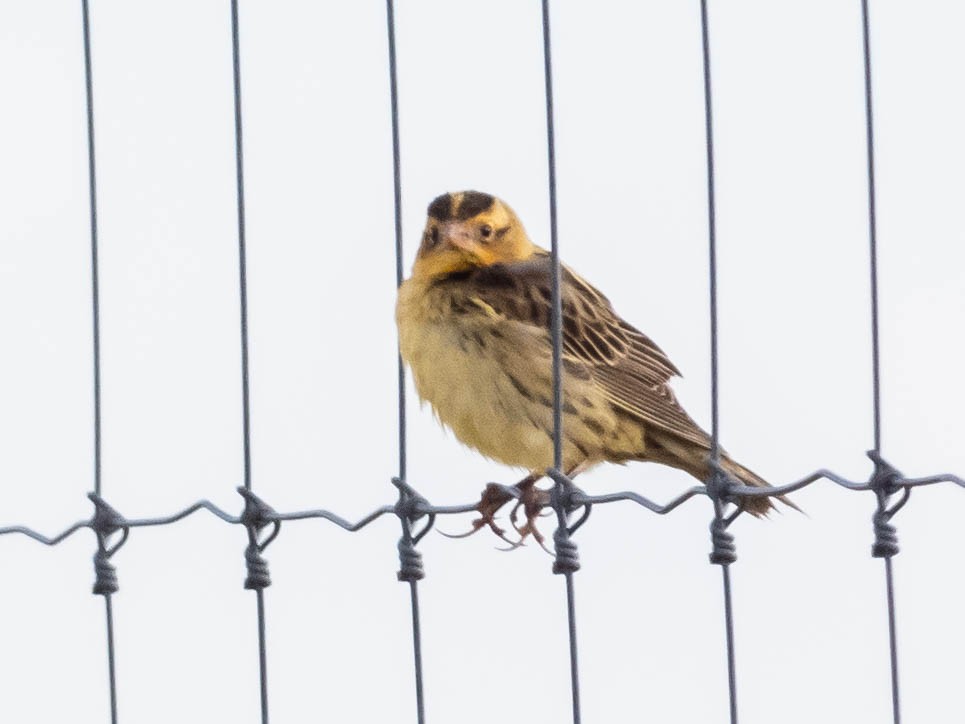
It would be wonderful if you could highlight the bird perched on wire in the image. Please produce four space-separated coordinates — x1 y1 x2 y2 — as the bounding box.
396 190 790 546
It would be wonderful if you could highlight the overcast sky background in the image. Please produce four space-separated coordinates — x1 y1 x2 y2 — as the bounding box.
1 1 963 722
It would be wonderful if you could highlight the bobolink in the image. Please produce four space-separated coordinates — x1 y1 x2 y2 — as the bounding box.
397 191 786 542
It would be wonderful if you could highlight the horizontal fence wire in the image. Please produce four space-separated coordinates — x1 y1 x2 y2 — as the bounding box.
2 1 965 723
5 468 963 549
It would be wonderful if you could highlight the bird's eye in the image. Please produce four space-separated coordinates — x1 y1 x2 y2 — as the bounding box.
427 227 439 246
479 224 493 240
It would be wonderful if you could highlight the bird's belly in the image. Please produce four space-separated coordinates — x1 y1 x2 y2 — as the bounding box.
402 322 555 469
398 314 630 471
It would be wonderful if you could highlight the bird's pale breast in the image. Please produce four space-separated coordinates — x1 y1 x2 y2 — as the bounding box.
396 278 645 471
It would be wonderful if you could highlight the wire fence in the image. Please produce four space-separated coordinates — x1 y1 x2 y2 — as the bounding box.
2 2 964 723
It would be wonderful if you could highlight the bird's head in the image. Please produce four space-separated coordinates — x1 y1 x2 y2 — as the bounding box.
411 191 536 279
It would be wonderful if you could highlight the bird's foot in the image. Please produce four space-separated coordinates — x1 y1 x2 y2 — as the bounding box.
507 481 553 554
439 482 522 547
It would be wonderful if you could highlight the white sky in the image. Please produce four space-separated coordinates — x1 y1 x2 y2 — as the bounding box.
1 1 963 723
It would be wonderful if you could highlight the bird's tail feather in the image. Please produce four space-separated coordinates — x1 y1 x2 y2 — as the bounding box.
718 455 800 517
644 433 797 517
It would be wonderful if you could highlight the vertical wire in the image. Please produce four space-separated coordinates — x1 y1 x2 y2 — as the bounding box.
883 557 901 724
81 0 101 498
720 566 738 724
563 573 582 723
700 0 720 464
541 3 581 723
542 0 563 473
229 2 269 722
408 581 426 723
860 3 899 722
104 595 118 724
861 0 882 456
80 2 119 721
385 0 406 483
230 0 253 493
254 589 269 723
699 2 738 722
385 4 424 721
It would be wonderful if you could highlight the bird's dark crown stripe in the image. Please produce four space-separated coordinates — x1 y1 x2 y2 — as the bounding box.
427 191 494 221
427 193 453 220
454 191 495 220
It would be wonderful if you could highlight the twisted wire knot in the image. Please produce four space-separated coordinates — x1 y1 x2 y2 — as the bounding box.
548 468 587 574
393 479 429 524
709 517 737 565
868 451 903 498
705 461 734 506
237 487 279 591
238 487 277 532
244 543 272 590
548 471 584 516
88 492 129 596
866 452 905 559
392 478 434 582
397 537 425 582
871 509 899 559
552 525 581 575
89 492 125 536
92 547 119 595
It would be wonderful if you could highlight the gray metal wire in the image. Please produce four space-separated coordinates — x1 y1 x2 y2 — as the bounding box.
227 1 270 721
859 1 901 720
862 0 883 458
386 0 407 485
78 1 120 721
383 2 429 722
6 466 962 548
696 3 741 722
540 2 584 722
1 2 963 724
103 595 117 723
230 0 253 495
700 1 721 468
80 2 100 500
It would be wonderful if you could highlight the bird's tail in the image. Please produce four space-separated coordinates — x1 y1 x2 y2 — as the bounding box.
717 455 799 517
644 432 797 517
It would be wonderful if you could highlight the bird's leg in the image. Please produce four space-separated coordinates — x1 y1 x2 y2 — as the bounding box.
440 473 540 546
509 463 589 552
506 477 552 552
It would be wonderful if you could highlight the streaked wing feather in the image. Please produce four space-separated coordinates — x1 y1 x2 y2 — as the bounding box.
446 253 708 448
594 367 710 449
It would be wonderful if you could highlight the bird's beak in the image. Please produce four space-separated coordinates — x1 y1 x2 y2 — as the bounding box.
439 222 477 255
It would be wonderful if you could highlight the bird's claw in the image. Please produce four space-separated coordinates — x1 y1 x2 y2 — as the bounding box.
508 485 553 554
439 479 555 551
439 482 521 547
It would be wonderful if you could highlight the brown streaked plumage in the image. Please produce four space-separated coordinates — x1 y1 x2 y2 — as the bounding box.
396 190 789 538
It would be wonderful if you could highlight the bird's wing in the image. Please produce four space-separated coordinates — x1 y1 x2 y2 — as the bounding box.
449 252 710 449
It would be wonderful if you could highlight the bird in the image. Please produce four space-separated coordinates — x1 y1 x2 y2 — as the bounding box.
396 190 790 546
